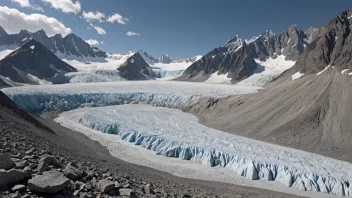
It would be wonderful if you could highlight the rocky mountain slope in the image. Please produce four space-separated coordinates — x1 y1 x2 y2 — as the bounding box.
118 52 156 80
178 25 318 83
0 27 106 61
0 39 77 84
176 36 257 82
185 6 352 164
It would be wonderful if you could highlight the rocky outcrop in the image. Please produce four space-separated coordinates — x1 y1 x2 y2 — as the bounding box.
177 36 257 82
0 28 106 61
28 170 70 194
118 52 156 80
158 54 173 64
0 39 77 84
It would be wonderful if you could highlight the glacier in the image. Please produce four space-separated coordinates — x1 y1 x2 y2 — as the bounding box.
3 81 351 196
2 81 259 114
55 104 352 197
64 70 127 83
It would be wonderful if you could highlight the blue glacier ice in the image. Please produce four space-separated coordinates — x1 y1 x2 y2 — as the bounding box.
56 104 352 197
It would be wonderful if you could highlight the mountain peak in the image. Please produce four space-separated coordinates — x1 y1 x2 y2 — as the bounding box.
158 54 173 64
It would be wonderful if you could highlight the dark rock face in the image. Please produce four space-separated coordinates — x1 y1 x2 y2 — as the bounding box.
118 52 156 80
0 154 15 170
0 28 106 60
158 54 173 64
0 39 77 84
178 36 257 82
289 7 352 74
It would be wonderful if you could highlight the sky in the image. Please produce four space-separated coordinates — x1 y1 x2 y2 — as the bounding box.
0 0 351 59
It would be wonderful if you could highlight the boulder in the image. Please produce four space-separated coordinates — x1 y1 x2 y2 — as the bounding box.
119 188 136 197
99 179 115 193
63 162 85 180
15 161 28 169
36 162 50 173
27 170 70 194
38 155 61 168
0 170 27 188
0 154 16 170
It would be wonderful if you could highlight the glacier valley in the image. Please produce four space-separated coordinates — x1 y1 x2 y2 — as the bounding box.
2 81 350 197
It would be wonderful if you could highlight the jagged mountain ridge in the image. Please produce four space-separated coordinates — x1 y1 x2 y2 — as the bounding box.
0 39 77 84
0 27 106 61
178 25 318 83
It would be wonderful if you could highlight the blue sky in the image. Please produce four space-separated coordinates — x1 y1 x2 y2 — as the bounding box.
1 0 351 59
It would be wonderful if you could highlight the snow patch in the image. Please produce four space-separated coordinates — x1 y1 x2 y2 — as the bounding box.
205 71 232 84
341 69 349 74
291 72 304 80
30 45 35 50
26 74 52 85
130 58 135 63
316 65 331 75
238 55 296 86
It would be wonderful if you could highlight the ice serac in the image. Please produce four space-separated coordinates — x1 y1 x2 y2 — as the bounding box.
118 52 157 80
56 104 352 197
185 6 352 167
176 36 257 83
0 39 77 84
0 27 107 62
1 81 258 114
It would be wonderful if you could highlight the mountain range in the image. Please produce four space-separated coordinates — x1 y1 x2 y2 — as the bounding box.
177 25 319 83
0 27 106 62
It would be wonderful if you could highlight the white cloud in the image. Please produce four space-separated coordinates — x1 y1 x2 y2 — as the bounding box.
100 41 104 45
85 39 99 46
42 0 81 14
0 6 71 36
10 0 44 12
106 13 128 24
89 23 106 35
126 31 140 36
82 11 105 22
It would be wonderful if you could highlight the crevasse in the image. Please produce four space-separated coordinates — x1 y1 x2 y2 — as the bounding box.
75 105 352 197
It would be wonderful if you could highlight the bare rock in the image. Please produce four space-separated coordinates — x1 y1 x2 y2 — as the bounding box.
28 170 70 194
36 162 50 173
63 162 85 180
99 179 115 193
0 154 16 170
38 155 61 168
0 170 27 188
119 188 136 197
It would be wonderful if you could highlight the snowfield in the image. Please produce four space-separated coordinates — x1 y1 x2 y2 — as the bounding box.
238 55 296 87
2 81 259 114
55 104 352 197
